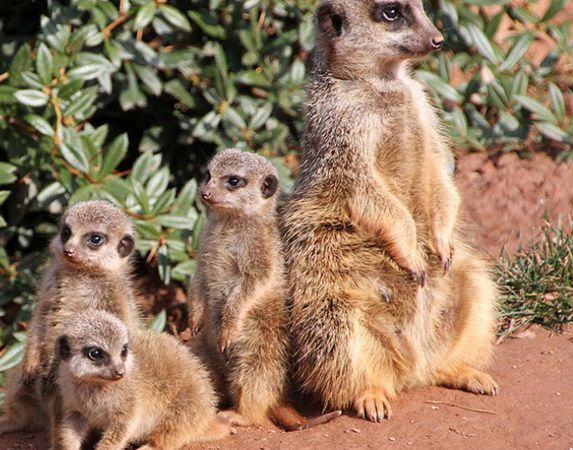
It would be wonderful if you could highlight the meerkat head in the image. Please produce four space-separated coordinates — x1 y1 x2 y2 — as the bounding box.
199 149 280 216
51 200 135 272
314 0 443 76
55 310 133 384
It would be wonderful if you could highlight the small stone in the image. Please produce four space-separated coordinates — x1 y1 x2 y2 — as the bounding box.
556 392 562 396
351 428 361 433
388 437 396 442
230 427 237 435
431 406 439 410
512 365 517 368
269 429 277 433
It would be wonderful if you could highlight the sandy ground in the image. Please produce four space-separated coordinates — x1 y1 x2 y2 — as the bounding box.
1 152 573 449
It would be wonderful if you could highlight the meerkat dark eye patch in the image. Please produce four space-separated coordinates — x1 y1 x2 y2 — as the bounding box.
117 234 135 258
261 174 279 199
206 171 211 182
60 224 72 244
121 343 128 358
56 335 71 361
317 4 345 37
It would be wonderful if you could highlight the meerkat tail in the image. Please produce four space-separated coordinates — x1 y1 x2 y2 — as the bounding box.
269 404 342 432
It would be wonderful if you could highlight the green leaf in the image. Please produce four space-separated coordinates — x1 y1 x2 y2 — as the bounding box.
0 162 17 185
172 259 197 281
188 10 225 39
24 114 54 136
0 190 10 205
164 79 195 108
542 0 567 21
60 128 90 172
133 64 162 96
173 179 198 215
0 342 25 372
510 71 529 98
548 83 565 120
156 214 197 229
99 133 128 179
131 152 154 184
133 2 157 30
498 32 534 72
57 79 84 99
148 309 167 332
250 103 273 129
146 167 170 198
416 71 463 103
535 122 570 142
63 86 98 118
223 107 246 129
514 95 557 123
36 43 54 85
14 89 49 107
466 24 499 64
0 85 17 104
160 5 191 32
8 43 32 86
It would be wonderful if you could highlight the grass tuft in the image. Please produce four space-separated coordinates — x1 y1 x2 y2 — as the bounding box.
496 220 573 340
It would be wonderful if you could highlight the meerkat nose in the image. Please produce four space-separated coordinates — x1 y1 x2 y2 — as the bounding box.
64 248 75 256
111 367 125 380
201 189 211 200
431 36 444 51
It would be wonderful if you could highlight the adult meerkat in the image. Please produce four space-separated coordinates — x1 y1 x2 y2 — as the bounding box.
188 149 340 430
0 200 141 434
280 0 498 422
51 310 228 450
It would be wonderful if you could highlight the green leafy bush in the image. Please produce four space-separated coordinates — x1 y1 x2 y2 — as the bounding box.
0 0 571 376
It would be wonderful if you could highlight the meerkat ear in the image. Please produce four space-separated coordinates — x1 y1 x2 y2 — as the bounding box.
56 335 71 361
261 175 279 199
317 2 345 37
117 234 135 258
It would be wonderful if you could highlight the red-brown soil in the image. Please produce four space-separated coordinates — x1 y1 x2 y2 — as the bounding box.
1 151 573 450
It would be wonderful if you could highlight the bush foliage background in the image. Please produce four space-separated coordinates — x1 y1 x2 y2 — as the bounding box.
0 0 571 375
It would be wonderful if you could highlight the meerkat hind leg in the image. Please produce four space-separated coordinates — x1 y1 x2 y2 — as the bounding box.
217 409 256 427
437 365 498 396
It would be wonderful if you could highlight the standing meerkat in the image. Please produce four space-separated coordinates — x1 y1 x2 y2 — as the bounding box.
51 310 228 450
0 200 141 434
280 0 498 422
189 149 340 430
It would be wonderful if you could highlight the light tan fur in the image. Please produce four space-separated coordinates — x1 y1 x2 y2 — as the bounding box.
280 0 498 422
50 310 227 450
0 200 141 434
189 149 340 430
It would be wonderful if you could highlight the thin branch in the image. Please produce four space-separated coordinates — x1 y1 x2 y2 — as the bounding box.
425 400 497 415
103 13 130 38
0 72 9 83
50 89 63 146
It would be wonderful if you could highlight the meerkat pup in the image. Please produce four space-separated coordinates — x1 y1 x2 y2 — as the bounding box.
280 0 498 422
50 310 227 450
188 149 340 430
0 200 141 434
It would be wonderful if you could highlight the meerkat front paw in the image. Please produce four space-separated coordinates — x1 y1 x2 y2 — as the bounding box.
434 237 455 274
218 324 240 352
188 316 204 337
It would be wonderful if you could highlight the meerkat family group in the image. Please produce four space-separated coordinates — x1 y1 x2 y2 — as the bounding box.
0 0 498 447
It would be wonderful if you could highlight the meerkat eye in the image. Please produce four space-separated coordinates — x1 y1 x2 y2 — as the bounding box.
121 344 128 358
85 347 105 361
87 233 105 247
374 3 401 22
226 176 246 189
382 5 400 21
206 171 211 182
61 225 72 243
